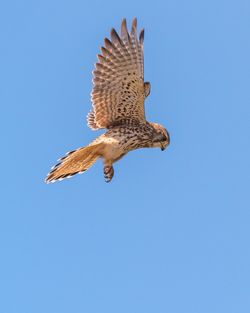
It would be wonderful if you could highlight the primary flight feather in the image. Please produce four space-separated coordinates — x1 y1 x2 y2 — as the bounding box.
45 18 170 183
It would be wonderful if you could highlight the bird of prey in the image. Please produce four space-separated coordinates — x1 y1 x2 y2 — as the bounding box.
45 18 170 183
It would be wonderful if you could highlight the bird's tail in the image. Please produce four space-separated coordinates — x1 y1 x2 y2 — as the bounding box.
45 143 104 183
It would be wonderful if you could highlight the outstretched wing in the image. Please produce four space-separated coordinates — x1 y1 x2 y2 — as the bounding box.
88 18 146 130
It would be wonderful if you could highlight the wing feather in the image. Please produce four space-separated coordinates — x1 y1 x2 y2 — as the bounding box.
88 18 146 130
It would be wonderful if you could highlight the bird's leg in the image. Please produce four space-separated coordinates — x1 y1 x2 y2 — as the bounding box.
103 161 114 183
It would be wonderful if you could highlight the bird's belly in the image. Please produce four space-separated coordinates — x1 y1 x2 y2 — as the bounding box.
102 141 126 162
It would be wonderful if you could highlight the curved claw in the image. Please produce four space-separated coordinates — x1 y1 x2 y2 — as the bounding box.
104 165 114 182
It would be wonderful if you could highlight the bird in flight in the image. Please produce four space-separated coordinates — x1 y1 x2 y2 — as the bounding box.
45 18 170 183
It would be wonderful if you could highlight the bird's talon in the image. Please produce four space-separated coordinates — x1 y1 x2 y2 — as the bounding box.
104 165 114 182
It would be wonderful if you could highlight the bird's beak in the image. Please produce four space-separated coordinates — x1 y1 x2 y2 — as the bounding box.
161 143 165 151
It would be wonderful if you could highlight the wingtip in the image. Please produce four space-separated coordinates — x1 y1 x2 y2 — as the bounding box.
97 54 105 63
121 18 129 39
139 28 144 45
110 28 122 45
104 37 113 49
121 18 127 27
132 17 137 29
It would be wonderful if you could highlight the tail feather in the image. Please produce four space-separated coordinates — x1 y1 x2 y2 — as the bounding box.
45 143 103 183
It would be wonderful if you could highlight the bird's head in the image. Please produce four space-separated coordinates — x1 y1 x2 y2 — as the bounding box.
150 122 170 151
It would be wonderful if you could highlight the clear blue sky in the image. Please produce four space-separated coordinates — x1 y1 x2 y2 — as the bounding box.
1 0 250 312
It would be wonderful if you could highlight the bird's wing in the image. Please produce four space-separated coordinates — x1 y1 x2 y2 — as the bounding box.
88 18 146 130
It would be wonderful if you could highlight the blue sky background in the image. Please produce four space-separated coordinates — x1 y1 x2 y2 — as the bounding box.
1 0 250 312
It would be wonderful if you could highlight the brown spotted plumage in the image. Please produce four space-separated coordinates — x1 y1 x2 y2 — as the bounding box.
45 18 170 184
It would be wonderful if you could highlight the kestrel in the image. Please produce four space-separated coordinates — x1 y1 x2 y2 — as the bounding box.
45 18 170 183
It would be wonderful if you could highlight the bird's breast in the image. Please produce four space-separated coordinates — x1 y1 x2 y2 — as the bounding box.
102 125 153 161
